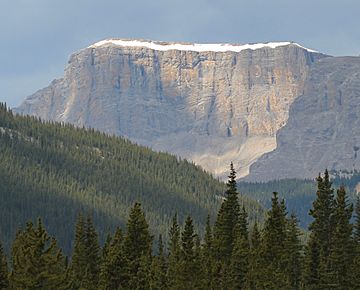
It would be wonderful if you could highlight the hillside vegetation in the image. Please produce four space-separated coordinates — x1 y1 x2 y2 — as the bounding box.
0 104 263 252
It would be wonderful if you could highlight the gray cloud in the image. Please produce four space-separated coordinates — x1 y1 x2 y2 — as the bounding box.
1 0 360 107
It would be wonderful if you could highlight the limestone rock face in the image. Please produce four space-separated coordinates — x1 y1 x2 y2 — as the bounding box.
246 56 360 181
16 39 325 178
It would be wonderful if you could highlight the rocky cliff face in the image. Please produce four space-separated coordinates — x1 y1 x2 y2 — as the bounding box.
16 39 325 178
246 56 360 181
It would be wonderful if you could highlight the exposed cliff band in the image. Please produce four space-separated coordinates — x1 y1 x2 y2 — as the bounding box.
16 39 326 179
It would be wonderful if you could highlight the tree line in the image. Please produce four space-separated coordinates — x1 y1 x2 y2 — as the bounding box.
0 165 359 289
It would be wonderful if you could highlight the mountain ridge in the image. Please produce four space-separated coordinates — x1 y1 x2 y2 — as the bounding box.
15 38 327 179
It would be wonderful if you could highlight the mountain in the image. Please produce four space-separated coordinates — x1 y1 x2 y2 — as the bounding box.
0 104 264 253
15 39 326 179
246 56 360 181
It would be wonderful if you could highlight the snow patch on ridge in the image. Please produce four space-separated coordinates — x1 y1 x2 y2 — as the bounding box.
89 39 318 53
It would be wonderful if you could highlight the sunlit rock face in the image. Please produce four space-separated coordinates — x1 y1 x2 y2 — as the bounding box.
246 56 360 181
16 39 325 179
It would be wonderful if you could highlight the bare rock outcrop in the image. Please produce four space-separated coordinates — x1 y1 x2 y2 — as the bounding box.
246 56 360 181
16 39 325 178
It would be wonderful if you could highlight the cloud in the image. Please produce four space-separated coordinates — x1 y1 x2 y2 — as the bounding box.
1 0 360 107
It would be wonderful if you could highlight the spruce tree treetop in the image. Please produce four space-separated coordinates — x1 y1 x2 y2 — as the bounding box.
213 162 241 262
226 162 237 198
124 202 153 260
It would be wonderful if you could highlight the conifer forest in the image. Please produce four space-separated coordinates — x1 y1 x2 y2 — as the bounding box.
1 104 360 289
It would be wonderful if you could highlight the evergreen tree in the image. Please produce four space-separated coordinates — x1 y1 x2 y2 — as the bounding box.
283 214 302 290
70 214 100 290
327 186 354 290
259 192 287 290
352 197 360 289
305 171 335 289
70 214 87 289
201 215 214 289
123 202 153 289
10 219 67 289
98 228 127 290
101 233 112 261
178 216 200 289
354 196 360 244
82 215 101 290
213 162 240 263
0 241 8 289
150 234 167 290
303 238 320 290
229 206 249 290
245 221 262 290
167 213 181 289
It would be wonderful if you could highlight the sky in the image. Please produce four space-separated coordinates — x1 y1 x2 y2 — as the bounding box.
1 0 360 107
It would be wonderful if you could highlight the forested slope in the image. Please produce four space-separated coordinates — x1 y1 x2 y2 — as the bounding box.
0 104 263 253
239 171 359 228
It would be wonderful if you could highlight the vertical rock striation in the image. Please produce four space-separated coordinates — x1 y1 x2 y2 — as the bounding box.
16 39 325 178
246 56 360 181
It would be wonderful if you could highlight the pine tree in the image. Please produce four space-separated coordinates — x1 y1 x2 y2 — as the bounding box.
304 171 335 289
178 216 200 289
0 241 8 289
10 219 67 289
150 235 168 290
354 197 360 244
123 202 152 289
303 237 320 290
283 214 302 290
102 233 112 261
82 215 101 290
229 206 249 290
259 192 287 290
98 228 127 290
352 197 360 289
70 214 87 289
201 215 214 289
327 186 354 290
167 213 181 289
245 221 262 290
212 162 240 281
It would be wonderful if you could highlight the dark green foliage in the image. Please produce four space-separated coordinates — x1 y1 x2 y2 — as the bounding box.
123 202 152 289
355 197 360 243
259 192 288 290
352 197 360 288
70 215 100 290
167 214 181 289
1 167 360 289
10 219 67 289
83 216 101 289
150 235 167 290
303 237 321 290
69 214 87 288
178 216 201 289
238 179 317 228
245 222 262 290
229 207 249 290
98 228 126 290
213 162 240 262
327 187 354 290
283 214 302 290
201 215 214 289
0 103 264 253
238 171 359 230
304 171 335 289
0 242 8 289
